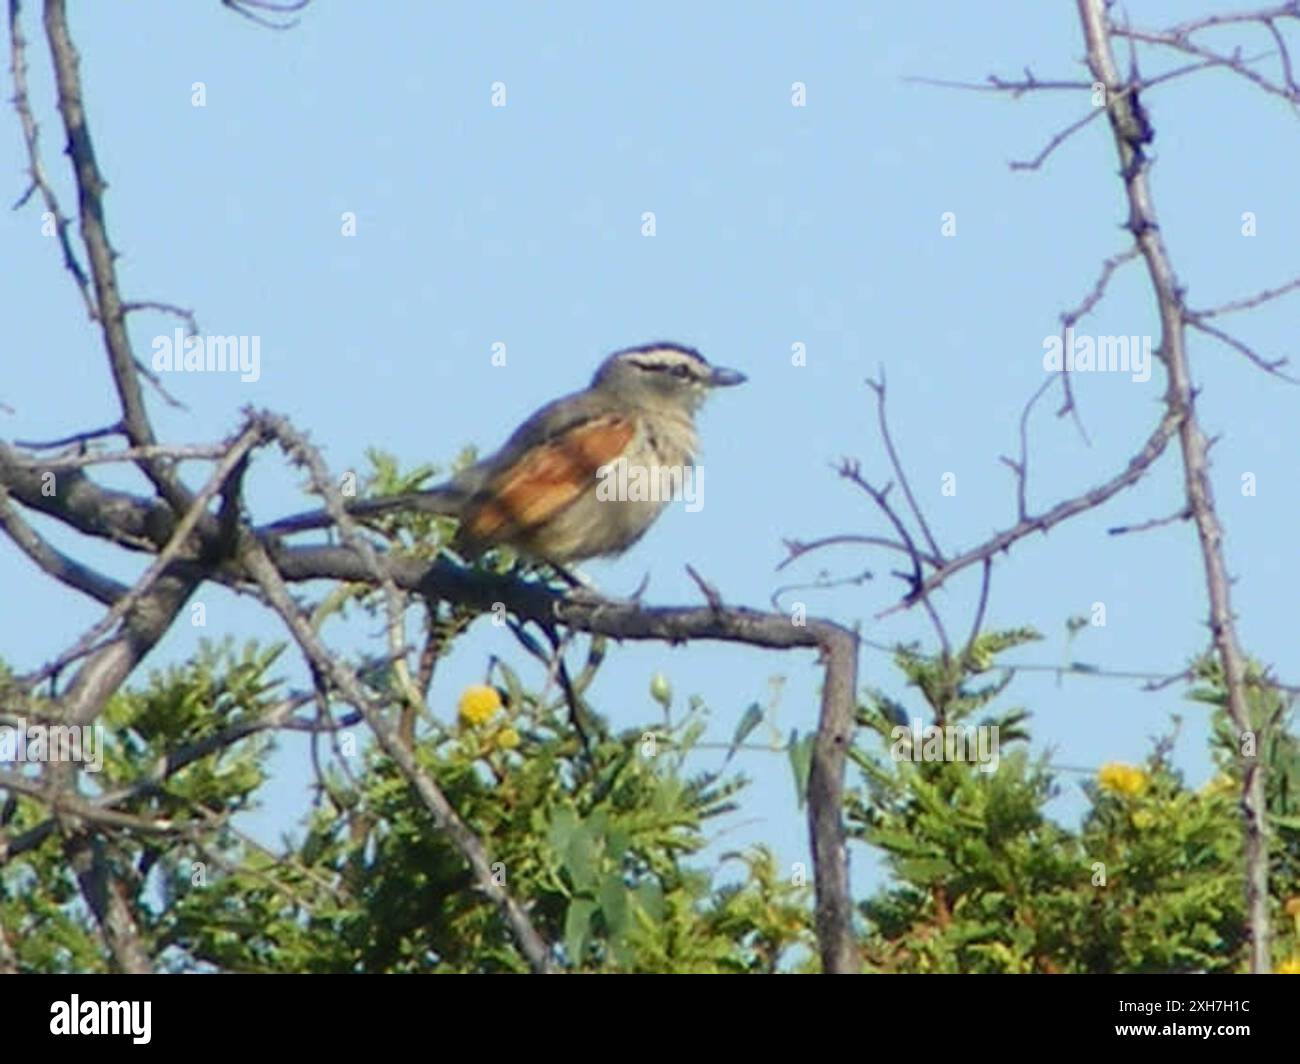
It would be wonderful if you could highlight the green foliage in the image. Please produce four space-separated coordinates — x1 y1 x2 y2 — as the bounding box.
2 637 811 972
0 640 281 972
4 615 1297 974
156 670 815 972
852 631 1300 973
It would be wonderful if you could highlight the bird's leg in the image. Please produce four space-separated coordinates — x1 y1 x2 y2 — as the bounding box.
537 622 595 755
543 561 648 606
548 561 597 591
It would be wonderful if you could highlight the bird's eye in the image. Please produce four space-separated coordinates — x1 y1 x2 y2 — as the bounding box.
670 364 691 379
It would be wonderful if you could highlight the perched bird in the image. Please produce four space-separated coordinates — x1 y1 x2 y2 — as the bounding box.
265 343 745 565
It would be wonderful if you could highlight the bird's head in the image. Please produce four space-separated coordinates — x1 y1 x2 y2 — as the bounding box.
592 343 746 413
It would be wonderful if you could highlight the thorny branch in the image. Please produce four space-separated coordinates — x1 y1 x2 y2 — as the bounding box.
10 0 867 961
796 0 1286 971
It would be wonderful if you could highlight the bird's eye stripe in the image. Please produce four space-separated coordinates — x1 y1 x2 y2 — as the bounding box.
629 359 699 378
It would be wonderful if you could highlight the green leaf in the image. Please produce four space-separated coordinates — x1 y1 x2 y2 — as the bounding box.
788 729 814 809
599 873 630 937
564 824 600 893
897 856 955 880
494 659 526 709
633 880 665 923
727 703 765 762
547 808 578 858
565 898 597 965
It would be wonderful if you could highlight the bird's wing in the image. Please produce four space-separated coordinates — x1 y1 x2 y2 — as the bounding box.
459 411 636 544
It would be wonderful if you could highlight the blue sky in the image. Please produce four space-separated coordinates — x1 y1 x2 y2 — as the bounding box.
4 2 1298 897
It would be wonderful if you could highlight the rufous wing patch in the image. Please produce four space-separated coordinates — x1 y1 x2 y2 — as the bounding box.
460 414 635 546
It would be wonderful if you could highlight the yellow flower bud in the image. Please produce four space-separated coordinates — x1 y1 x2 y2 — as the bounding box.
1200 773 1236 799
1097 762 1148 797
458 684 502 728
496 726 521 750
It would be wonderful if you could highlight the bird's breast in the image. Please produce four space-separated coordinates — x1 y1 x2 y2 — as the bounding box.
631 410 698 471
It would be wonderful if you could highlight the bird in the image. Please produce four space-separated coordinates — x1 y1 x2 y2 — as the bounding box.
264 343 746 566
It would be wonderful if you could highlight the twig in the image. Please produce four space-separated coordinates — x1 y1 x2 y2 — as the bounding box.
0 485 126 604
877 408 1181 619
1184 314 1298 381
221 0 311 31
1107 506 1191 535
12 422 123 449
12 443 227 470
7 0 96 320
1192 274 1300 318
121 300 199 336
18 420 264 690
1111 24 1300 109
780 534 934 570
867 371 946 564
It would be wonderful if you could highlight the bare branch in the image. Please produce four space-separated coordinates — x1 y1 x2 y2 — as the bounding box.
65 833 152 972
1159 4 1300 38
1010 105 1108 171
1191 273 1300 318
867 371 945 564
42 0 192 512
121 299 199 336
221 0 311 31
0 485 126 604
1111 23 1300 108
14 443 229 470
780 534 932 571
7 0 95 318
1184 314 1297 381
1061 247 1143 326
903 70 1093 95
1077 0 1271 973
1001 375 1054 521
878 409 1181 618
1107 506 1191 536
238 531 562 974
961 558 993 664
12 422 123 450
19 420 264 690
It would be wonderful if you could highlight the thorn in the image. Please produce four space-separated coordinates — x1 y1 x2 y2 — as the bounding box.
685 564 724 612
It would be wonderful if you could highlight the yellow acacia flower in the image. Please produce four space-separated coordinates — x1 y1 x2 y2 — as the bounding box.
1276 958 1300 974
1130 810 1156 830
1200 773 1236 799
495 726 521 750
1097 762 1148 797
458 684 502 728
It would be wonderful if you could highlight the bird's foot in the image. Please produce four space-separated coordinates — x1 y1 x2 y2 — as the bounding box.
555 568 652 607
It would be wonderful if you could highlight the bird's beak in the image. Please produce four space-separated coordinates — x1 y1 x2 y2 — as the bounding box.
709 365 747 387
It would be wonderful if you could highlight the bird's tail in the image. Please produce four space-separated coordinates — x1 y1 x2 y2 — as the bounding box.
262 488 467 535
